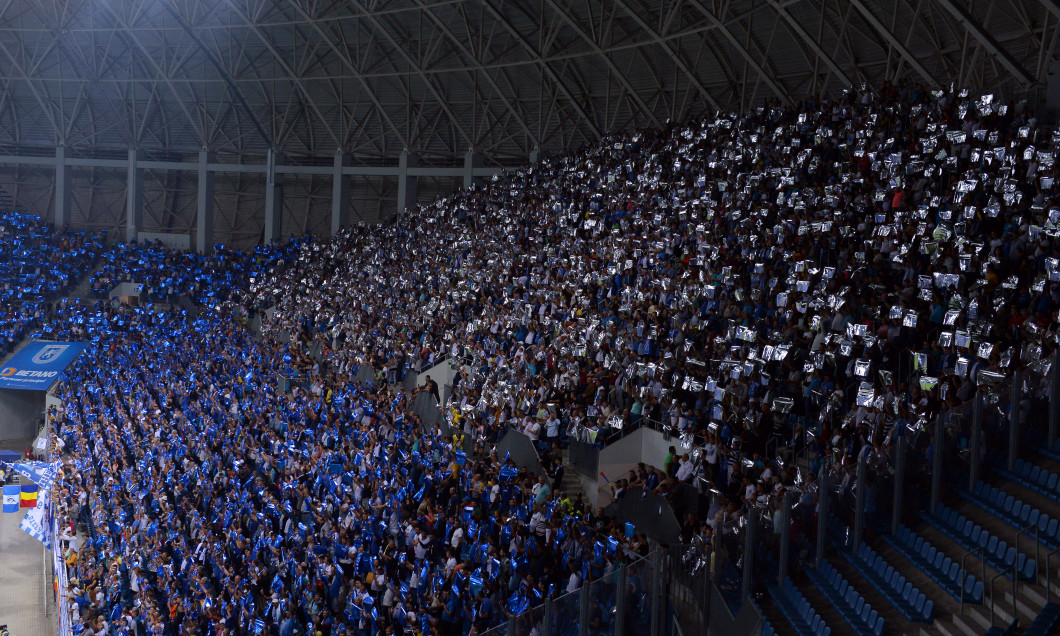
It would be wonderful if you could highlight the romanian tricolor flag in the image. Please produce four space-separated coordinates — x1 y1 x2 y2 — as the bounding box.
20 483 37 508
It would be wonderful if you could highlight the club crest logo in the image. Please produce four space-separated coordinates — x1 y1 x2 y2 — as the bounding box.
31 344 69 365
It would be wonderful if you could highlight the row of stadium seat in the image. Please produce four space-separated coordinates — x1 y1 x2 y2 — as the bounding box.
959 481 1060 550
920 503 1036 581
804 561 885 636
881 525 984 603
764 578 832 636
842 543 934 622
1039 438 1060 463
996 459 1060 502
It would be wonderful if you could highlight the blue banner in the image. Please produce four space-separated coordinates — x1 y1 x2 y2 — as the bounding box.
0 341 87 390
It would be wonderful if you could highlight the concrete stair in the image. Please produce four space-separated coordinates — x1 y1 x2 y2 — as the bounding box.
64 257 106 301
558 447 586 501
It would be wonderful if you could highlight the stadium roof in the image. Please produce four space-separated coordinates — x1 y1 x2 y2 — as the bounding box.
0 0 1055 165
0 0 1055 245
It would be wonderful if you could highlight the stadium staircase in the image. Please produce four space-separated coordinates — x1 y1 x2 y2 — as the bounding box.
759 451 1060 636
557 447 585 501
67 268 102 302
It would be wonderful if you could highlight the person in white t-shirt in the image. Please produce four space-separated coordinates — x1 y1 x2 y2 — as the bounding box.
413 530 430 560
523 418 541 441
565 562 581 593
545 415 561 442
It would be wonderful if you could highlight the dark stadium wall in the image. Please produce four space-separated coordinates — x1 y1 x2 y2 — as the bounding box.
0 388 46 444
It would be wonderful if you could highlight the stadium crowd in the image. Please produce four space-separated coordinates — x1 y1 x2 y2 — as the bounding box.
34 82 1060 635
0 212 104 356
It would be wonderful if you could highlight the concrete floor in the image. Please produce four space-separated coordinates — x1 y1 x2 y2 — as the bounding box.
0 492 58 636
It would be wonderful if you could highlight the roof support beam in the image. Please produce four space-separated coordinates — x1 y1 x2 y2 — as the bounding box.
0 150 511 179
480 0 601 138
411 0 539 149
847 0 940 87
685 0 793 104
221 0 342 150
158 1 270 149
932 0 1036 86
0 42 60 144
1039 0 1060 22
281 0 408 152
610 0 722 111
766 0 853 88
346 0 475 151
539 0 662 128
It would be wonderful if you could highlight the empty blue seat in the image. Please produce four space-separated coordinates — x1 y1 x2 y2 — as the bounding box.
881 526 983 605
1002 546 1016 568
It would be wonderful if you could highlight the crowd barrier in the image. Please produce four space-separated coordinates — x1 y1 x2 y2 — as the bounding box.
480 551 663 636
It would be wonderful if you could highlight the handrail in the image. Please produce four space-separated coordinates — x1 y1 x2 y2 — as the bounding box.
1046 546 1060 605
960 546 986 614
989 565 1018 628
1015 523 1040 586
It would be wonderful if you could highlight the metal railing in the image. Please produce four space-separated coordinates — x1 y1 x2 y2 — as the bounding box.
1045 547 1060 605
960 546 987 614
480 551 660 636
989 565 1019 628
1016 524 1041 586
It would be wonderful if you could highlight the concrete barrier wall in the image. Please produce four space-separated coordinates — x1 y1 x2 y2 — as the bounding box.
137 232 191 251
414 357 457 404
603 489 681 544
596 427 675 509
495 429 549 485
109 282 141 299
410 391 447 435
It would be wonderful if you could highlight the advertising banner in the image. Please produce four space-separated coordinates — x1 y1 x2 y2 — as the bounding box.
0 341 87 390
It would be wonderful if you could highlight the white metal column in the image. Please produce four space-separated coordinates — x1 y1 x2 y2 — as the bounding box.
263 149 283 243
331 151 351 235
397 150 419 215
54 146 71 230
126 149 144 242
196 149 215 253
463 150 482 189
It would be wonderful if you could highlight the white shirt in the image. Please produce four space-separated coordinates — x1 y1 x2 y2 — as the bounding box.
414 532 429 560
566 571 581 593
